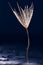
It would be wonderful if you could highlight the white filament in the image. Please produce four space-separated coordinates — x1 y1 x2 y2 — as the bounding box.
9 2 34 29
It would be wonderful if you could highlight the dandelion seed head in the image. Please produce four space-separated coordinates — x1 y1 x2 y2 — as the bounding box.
9 2 34 29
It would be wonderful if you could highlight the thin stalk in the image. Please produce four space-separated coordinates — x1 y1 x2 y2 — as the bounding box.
26 28 30 62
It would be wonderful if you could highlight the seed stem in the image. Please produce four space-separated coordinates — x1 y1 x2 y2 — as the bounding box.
26 28 30 62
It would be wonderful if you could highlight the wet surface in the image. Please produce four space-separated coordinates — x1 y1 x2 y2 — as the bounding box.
0 43 43 65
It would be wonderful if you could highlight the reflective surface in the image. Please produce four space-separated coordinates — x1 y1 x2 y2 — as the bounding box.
0 44 43 65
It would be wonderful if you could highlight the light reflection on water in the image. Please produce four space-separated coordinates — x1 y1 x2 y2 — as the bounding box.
22 62 39 65
0 46 43 65
0 56 42 65
0 60 40 65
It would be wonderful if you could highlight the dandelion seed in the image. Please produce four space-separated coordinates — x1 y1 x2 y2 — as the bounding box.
8 2 34 62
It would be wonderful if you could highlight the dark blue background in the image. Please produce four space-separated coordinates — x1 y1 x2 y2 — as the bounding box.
0 0 43 53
